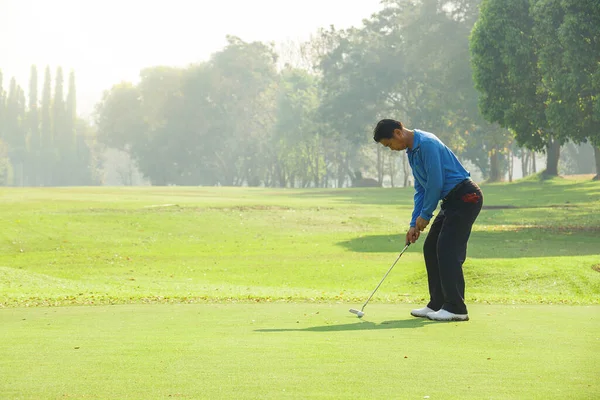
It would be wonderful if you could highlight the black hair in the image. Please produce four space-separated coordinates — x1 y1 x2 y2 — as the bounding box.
373 119 403 142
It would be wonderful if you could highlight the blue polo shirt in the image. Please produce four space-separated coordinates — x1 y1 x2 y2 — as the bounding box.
407 129 470 227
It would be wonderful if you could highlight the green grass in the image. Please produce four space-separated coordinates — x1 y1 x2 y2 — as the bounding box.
0 176 599 399
1 177 598 306
1 304 598 399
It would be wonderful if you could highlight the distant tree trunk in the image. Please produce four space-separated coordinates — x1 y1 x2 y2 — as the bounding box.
337 151 351 188
376 146 384 186
508 149 513 182
313 142 320 188
594 145 600 181
521 150 529 178
388 152 396 188
336 157 343 188
275 161 286 187
488 147 502 182
117 163 133 186
324 160 332 188
545 138 561 176
402 152 410 187
531 151 537 174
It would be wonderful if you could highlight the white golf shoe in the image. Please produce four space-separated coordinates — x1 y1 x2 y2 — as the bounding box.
410 306 436 318
427 309 469 322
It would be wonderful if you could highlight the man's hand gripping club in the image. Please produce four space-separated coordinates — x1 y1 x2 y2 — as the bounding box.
406 216 430 244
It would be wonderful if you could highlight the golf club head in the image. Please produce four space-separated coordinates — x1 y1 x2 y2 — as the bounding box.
349 308 365 318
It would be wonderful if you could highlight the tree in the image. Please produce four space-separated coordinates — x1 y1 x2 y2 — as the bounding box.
135 66 189 185
470 0 562 176
40 66 52 186
27 65 41 185
52 67 67 185
157 38 278 186
0 66 97 186
317 0 504 184
270 67 323 187
4 78 27 185
66 71 77 129
73 118 101 185
418 0 513 182
533 0 600 179
317 20 402 187
66 70 77 151
0 70 5 144
95 82 146 151
95 82 149 182
0 139 11 185
96 38 280 186
203 37 279 186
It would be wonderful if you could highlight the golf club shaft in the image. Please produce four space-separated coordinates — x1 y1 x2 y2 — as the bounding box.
361 243 410 311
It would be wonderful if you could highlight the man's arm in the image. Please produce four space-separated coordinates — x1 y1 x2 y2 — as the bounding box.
420 142 444 221
410 178 425 227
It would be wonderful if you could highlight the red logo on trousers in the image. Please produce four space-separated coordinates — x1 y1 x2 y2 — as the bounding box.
461 193 481 203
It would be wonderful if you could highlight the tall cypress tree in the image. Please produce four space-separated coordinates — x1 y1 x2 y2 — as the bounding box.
5 78 18 185
5 78 27 185
17 86 27 185
0 70 5 143
0 71 7 185
52 67 65 185
28 65 40 185
6 78 18 140
41 66 52 186
65 70 77 185
66 70 76 128
0 71 13 185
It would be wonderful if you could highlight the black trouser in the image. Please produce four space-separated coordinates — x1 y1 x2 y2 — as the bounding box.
423 179 483 315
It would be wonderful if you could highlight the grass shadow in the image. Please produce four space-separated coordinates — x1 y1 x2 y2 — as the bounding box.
338 230 600 258
292 187 413 206
289 179 600 208
255 318 434 333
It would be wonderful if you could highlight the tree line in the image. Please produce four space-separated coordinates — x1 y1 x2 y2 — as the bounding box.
0 66 99 186
1 0 598 187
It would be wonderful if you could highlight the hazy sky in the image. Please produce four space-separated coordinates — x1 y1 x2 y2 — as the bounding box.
1 0 383 116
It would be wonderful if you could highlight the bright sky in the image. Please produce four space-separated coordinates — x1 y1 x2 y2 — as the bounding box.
1 0 383 116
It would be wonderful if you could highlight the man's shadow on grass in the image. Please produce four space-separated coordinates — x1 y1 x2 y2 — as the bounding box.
255 318 434 333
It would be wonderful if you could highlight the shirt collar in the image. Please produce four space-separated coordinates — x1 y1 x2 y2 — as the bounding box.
407 129 421 154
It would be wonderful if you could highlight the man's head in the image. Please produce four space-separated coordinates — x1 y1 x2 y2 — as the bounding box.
373 119 410 151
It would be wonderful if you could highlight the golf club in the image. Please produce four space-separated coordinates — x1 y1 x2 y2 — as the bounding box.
349 242 411 318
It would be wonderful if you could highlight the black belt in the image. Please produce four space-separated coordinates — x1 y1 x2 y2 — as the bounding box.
442 178 472 202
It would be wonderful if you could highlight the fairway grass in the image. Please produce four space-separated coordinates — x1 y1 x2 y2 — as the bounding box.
1 178 599 307
0 303 598 399
1 177 599 399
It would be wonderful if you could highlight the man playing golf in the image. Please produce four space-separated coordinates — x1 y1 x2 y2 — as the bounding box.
373 119 483 321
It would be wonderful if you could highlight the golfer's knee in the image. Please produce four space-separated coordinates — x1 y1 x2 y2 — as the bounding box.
423 236 436 257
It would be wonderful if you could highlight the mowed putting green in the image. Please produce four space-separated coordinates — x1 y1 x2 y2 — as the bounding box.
1 176 599 399
0 304 598 399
